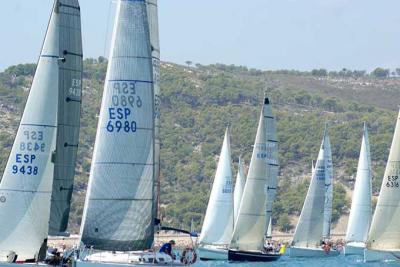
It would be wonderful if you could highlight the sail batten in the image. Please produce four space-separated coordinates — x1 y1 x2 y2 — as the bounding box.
80 0 155 251
230 97 279 251
199 128 234 246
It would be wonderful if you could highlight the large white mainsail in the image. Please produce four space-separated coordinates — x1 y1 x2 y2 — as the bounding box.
49 0 83 235
80 0 155 251
367 110 400 251
0 1 60 261
146 0 161 219
199 128 234 246
230 97 279 251
292 128 331 248
322 127 333 239
233 157 245 223
345 124 372 243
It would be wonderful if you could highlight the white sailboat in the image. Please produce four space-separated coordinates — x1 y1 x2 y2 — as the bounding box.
364 110 400 262
344 124 372 256
0 0 82 263
233 157 245 223
198 128 234 261
228 97 281 262
290 127 339 257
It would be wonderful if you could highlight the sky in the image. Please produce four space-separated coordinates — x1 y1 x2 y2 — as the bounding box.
0 0 400 71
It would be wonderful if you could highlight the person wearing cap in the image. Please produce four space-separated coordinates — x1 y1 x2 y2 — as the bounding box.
159 240 176 259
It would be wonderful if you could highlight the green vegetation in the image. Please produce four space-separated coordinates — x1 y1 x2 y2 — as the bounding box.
0 60 399 233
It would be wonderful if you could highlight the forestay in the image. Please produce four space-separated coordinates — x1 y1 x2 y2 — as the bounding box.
0 1 60 260
80 0 155 251
367 111 400 250
322 128 333 239
233 157 245 223
49 0 83 235
146 0 161 219
230 97 279 251
292 129 330 248
345 124 372 243
199 128 233 246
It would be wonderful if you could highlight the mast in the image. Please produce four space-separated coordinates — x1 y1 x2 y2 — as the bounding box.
80 0 155 251
345 123 372 243
230 96 279 251
0 1 60 261
49 0 83 236
367 110 400 250
199 128 234 246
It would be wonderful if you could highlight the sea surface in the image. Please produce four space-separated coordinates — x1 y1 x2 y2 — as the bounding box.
193 251 400 267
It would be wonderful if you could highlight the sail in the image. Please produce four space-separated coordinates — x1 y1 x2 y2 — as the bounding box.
233 157 245 223
49 0 83 235
0 1 59 260
146 0 161 219
199 128 234 246
345 124 372 243
80 0 155 251
322 128 333 239
292 130 329 248
367 110 400 250
266 218 272 238
230 97 279 251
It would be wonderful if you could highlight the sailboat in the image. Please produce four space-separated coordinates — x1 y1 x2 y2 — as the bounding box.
0 0 82 263
228 96 281 262
344 124 372 256
198 128 234 261
290 126 339 257
364 110 400 262
74 0 183 265
233 157 245 223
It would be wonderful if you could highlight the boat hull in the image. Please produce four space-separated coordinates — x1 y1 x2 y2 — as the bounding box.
228 249 280 262
364 248 400 262
198 246 228 261
344 242 365 256
289 246 340 258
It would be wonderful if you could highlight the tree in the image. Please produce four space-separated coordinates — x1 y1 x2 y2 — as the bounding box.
185 61 192 68
372 67 389 78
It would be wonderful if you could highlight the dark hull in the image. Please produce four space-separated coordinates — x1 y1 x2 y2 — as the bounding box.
228 249 281 262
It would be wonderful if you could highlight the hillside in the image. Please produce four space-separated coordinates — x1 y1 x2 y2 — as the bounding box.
0 60 399 234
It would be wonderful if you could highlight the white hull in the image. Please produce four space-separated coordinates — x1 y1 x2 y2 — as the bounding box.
344 242 365 256
364 248 400 262
198 246 228 261
289 246 340 258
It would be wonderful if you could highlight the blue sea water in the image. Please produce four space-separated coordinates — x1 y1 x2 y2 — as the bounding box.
193 253 400 267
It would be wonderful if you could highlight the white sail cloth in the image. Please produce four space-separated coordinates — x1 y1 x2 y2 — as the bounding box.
367 111 400 250
199 128 234 246
0 2 59 261
233 157 245 223
230 97 279 251
292 129 331 248
345 124 372 243
80 0 155 251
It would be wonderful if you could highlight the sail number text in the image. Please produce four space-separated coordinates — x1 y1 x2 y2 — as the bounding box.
386 175 399 188
12 130 43 176
107 81 140 133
